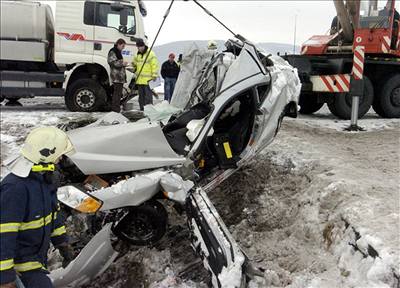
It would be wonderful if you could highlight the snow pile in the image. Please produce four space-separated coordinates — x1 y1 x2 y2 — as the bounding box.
293 106 400 132
0 134 17 144
211 150 398 288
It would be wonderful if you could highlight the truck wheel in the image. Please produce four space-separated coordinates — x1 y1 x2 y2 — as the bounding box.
327 77 374 120
5 97 21 101
372 96 385 117
378 74 400 118
299 93 324 114
65 79 106 112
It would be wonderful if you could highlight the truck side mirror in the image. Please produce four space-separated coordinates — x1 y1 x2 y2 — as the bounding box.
120 9 128 27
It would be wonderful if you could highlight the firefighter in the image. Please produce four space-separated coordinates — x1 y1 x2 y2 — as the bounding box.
207 40 218 51
0 127 74 288
132 38 159 111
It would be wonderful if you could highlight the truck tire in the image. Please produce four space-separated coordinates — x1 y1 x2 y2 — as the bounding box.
378 74 400 118
5 97 21 101
372 92 385 117
299 93 324 114
65 79 106 112
328 77 374 120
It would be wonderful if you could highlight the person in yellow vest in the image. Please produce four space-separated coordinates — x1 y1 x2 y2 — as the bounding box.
132 39 159 111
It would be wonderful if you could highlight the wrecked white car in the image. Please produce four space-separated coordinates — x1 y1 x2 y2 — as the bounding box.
50 39 301 288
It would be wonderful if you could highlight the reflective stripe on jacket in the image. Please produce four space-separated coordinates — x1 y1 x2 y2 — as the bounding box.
0 173 67 285
132 48 159 85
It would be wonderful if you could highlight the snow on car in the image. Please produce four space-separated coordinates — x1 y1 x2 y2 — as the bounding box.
49 39 301 288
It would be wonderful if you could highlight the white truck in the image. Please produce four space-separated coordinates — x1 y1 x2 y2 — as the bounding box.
0 0 146 111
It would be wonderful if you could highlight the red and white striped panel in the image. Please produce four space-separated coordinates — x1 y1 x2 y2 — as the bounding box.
382 36 391 53
310 74 351 92
352 46 365 80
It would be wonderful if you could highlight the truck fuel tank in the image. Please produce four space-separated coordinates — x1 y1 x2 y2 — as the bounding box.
0 1 54 42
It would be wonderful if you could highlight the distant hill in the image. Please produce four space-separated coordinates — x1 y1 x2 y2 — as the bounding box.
153 40 300 62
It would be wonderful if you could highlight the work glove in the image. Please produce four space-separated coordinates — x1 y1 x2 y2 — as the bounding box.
56 243 75 268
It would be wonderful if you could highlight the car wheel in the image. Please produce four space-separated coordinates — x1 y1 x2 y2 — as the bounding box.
327 76 374 120
378 74 400 118
299 93 324 114
65 79 106 112
113 201 168 246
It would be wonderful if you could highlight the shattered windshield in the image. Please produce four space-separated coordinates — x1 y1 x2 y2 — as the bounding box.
188 55 219 107
186 41 269 109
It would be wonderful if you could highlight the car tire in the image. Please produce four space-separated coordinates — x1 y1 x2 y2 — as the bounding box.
299 93 324 114
327 76 374 120
378 74 400 118
65 79 107 112
113 201 168 246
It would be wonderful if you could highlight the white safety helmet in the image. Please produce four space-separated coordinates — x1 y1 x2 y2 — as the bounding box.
208 40 218 50
5 127 74 177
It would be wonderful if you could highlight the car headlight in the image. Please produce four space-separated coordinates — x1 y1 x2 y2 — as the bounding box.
57 185 103 213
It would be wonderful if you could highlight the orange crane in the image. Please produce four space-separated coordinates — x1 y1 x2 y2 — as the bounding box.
285 0 400 124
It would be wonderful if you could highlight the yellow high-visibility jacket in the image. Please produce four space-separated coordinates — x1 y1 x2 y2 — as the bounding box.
132 49 159 85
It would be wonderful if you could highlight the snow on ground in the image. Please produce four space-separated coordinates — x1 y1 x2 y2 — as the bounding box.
251 116 399 287
1 98 399 287
290 105 399 132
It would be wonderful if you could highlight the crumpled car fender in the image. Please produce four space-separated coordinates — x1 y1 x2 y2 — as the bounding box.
90 170 168 211
50 224 118 288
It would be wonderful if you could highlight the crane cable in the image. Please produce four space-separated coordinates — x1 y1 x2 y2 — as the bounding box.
135 0 242 85
190 0 246 42
128 0 246 104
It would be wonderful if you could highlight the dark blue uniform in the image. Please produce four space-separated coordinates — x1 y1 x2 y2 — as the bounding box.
0 172 67 287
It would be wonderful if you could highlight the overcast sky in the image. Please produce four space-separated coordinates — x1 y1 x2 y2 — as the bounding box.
143 1 337 45
42 1 339 45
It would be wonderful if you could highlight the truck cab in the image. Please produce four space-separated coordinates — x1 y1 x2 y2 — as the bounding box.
55 0 146 111
0 0 146 111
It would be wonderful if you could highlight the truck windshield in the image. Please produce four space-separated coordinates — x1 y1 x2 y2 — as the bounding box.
84 2 136 35
359 0 393 28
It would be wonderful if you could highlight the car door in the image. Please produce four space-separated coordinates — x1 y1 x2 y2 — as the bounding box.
186 187 247 288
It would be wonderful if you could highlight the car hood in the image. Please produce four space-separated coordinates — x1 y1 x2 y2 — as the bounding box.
66 121 186 175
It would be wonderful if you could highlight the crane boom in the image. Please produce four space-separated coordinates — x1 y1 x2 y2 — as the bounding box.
333 0 354 42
